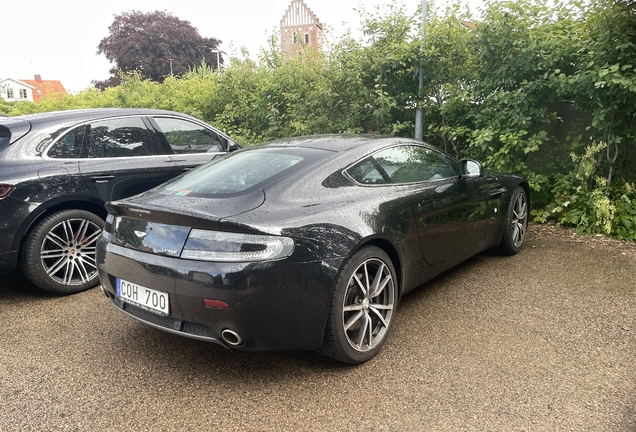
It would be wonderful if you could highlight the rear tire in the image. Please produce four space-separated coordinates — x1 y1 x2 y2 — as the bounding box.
21 209 104 295
496 186 528 255
320 246 397 364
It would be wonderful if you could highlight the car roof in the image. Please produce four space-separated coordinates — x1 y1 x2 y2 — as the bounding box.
256 134 425 153
5 108 190 127
235 134 454 194
0 108 205 149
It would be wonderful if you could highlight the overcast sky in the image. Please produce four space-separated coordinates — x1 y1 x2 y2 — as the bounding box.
3 0 484 93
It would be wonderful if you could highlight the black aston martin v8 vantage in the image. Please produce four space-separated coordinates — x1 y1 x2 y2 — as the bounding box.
96 135 529 364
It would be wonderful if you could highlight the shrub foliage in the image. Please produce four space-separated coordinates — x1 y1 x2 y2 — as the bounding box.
5 0 636 239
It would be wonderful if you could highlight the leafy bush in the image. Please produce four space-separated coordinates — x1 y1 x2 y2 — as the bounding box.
611 184 636 241
533 142 636 239
2 0 635 241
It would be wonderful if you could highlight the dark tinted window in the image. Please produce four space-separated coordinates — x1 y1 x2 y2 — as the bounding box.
346 159 388 185
153 117 224 154
85 118 157 158
347 145 456 185
48 126 84 158
164 150 306 196
446 157 461 176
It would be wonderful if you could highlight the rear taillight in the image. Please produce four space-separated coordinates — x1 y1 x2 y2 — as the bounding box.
181 229 295 262
0 184 14 199
101 214 115 240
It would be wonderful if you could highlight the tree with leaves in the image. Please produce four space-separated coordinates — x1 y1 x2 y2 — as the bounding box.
95 10 223 88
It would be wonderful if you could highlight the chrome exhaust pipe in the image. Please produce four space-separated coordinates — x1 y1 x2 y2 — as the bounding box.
221 329 244 346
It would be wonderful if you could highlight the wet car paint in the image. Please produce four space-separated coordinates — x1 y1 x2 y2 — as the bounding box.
0 109 239 285
97 135 529 352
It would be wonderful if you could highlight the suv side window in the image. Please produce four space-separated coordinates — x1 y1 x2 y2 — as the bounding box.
84 117 158 158
153 117 224 154
48 126 85 159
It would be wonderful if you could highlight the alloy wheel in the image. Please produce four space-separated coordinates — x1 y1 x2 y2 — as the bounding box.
342 257 395 353
39 217 103 287
511 192 528 248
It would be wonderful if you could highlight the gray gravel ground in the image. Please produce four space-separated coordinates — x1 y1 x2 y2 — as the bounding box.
1 225 635 431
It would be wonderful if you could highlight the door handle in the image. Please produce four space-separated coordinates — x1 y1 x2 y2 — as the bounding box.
489 187 507 197
89 175 115 183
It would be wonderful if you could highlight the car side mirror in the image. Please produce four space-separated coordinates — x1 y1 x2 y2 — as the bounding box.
461 159 483 178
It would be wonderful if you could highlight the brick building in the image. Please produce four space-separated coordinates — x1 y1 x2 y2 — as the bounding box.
280 0 323 58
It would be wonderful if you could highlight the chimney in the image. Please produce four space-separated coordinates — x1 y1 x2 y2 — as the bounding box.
35 74 43 83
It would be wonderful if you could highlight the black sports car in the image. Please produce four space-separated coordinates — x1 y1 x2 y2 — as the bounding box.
96 135 529 364
0 108 240 294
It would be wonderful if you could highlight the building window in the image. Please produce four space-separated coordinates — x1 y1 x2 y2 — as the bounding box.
19 89 27 99
6 88 13 99
304 33 309 44
292 32 298 44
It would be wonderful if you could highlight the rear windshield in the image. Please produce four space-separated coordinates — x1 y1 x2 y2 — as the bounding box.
163 147 326 197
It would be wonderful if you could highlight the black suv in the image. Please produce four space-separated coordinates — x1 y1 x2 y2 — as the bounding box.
0 108 240 294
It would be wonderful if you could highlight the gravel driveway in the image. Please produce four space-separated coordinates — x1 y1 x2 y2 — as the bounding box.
1 224 635 431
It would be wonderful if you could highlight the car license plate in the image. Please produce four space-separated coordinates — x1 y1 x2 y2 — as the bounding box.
116 278 169 316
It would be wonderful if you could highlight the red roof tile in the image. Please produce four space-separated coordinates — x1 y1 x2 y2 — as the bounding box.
20 75 68 102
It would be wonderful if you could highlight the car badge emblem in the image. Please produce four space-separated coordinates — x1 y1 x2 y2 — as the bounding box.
134 230 148 239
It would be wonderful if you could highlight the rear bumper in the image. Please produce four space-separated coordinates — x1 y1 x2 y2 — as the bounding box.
101 287 231 348
97 237 344 351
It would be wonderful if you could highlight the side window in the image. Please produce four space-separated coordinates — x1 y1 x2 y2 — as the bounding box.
153 117 224 154
346 145 457 185
347 159 388 185
85 118 158 158
381 146 456 183
48 126 84 159
445 157 461 176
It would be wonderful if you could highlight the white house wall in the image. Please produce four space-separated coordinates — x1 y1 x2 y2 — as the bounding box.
0 78 35 102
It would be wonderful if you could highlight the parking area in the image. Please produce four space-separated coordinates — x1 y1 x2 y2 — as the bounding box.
1 226 635 431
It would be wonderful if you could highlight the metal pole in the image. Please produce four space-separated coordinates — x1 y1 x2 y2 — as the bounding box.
211 50 221 73
414 0 427 141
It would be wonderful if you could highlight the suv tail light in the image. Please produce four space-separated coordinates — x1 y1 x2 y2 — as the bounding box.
0 184 14 199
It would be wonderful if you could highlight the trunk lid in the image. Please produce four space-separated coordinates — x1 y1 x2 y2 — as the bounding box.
106 188 265 256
